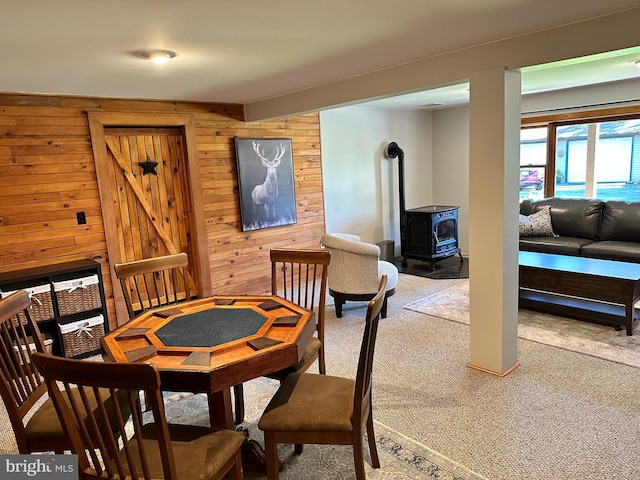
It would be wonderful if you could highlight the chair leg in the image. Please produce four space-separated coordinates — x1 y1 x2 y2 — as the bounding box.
264 431 280 480
335 297 344 318
233 384 245 425
352 435 366 480
229 451 243 480
366 412 380 468
381 296 388 318
294 444 304 455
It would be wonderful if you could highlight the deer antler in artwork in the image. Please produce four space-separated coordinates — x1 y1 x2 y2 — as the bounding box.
253 141 286 168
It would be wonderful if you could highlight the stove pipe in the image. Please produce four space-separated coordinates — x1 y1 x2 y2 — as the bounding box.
384 142 405 217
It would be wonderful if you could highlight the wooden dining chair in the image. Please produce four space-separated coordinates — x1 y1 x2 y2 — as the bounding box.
232 248 331 426
258 275 388 480
113 253 194 418
0 290 136 454
114 252 192 320
32 352 245 480
268 248 331 376
114 253 245 431
0 290 69 453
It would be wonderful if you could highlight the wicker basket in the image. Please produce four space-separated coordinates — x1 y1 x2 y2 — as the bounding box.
59 314 104 358
53 275 102 316
42 337 54 355
1 284 55 324
15 337 54 365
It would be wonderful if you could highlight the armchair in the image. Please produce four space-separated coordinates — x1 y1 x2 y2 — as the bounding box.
320 233 398 318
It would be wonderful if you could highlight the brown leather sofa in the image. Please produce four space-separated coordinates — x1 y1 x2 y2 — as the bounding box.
519 197 640 263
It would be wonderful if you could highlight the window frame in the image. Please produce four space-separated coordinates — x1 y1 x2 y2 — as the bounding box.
522 105 640 198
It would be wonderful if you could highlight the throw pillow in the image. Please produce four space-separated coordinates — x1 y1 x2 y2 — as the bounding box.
519 206 556 237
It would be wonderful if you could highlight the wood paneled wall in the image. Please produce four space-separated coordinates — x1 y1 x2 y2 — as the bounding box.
0 94 325 330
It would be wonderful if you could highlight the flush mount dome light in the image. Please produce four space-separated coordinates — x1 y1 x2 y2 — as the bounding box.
139 49 177 64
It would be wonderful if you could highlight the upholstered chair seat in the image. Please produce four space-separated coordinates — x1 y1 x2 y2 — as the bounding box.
114 424 244 479
259 372 355 432
24 387 129 449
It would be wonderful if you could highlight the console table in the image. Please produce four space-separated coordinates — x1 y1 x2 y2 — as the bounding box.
518 251 640 336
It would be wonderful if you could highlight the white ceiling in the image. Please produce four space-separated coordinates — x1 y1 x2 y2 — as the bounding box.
1 0 639 110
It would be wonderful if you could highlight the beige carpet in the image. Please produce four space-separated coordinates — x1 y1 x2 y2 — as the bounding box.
0 275 486 480
3 274 640 479
0 379 485 480
322 273 640 480
161 380 486 480
404 280 640 369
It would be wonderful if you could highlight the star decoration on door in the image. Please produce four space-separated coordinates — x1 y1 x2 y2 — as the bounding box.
138 149 158 176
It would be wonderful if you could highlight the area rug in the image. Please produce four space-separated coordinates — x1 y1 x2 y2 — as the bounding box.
0 377 485 480
161 378 487 480
404 280 640 369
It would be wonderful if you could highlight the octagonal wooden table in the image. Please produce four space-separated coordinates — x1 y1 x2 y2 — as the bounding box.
101 295 315 430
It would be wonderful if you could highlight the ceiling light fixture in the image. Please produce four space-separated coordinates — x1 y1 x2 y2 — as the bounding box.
139 49 177 64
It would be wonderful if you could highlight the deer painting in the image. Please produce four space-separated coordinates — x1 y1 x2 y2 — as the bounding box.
251 141 286 221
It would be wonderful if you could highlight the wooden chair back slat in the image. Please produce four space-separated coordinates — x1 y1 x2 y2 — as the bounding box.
114 252 191 320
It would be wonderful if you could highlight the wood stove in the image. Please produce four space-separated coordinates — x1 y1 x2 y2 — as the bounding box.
385 142 462 271
401 205 462 270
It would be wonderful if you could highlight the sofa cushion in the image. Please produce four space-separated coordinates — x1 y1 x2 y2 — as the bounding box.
519 206 555 237
530 197 603 240
518 236 595 257
581 241 640 263
599 201 640 242
519 199 535 216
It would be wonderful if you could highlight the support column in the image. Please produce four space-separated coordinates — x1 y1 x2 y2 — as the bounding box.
467 67 521 376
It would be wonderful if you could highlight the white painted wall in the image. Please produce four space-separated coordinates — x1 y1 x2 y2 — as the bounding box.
319 79 640 256
320 107 432 253
432 107 470 253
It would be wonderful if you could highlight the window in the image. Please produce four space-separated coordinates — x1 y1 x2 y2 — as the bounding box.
519 127 547 201
521 110 640 202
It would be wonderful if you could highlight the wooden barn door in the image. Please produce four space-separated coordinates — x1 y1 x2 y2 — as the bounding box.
89 113 210 326
104 127 193 260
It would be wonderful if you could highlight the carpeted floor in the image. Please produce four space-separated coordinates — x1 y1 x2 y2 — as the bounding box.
404 280 640 368
326 274 640 480
2 273 640 479
160 381 486 480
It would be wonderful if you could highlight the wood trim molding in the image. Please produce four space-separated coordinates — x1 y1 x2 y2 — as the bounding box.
522 104 640 126
87 111 212 324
